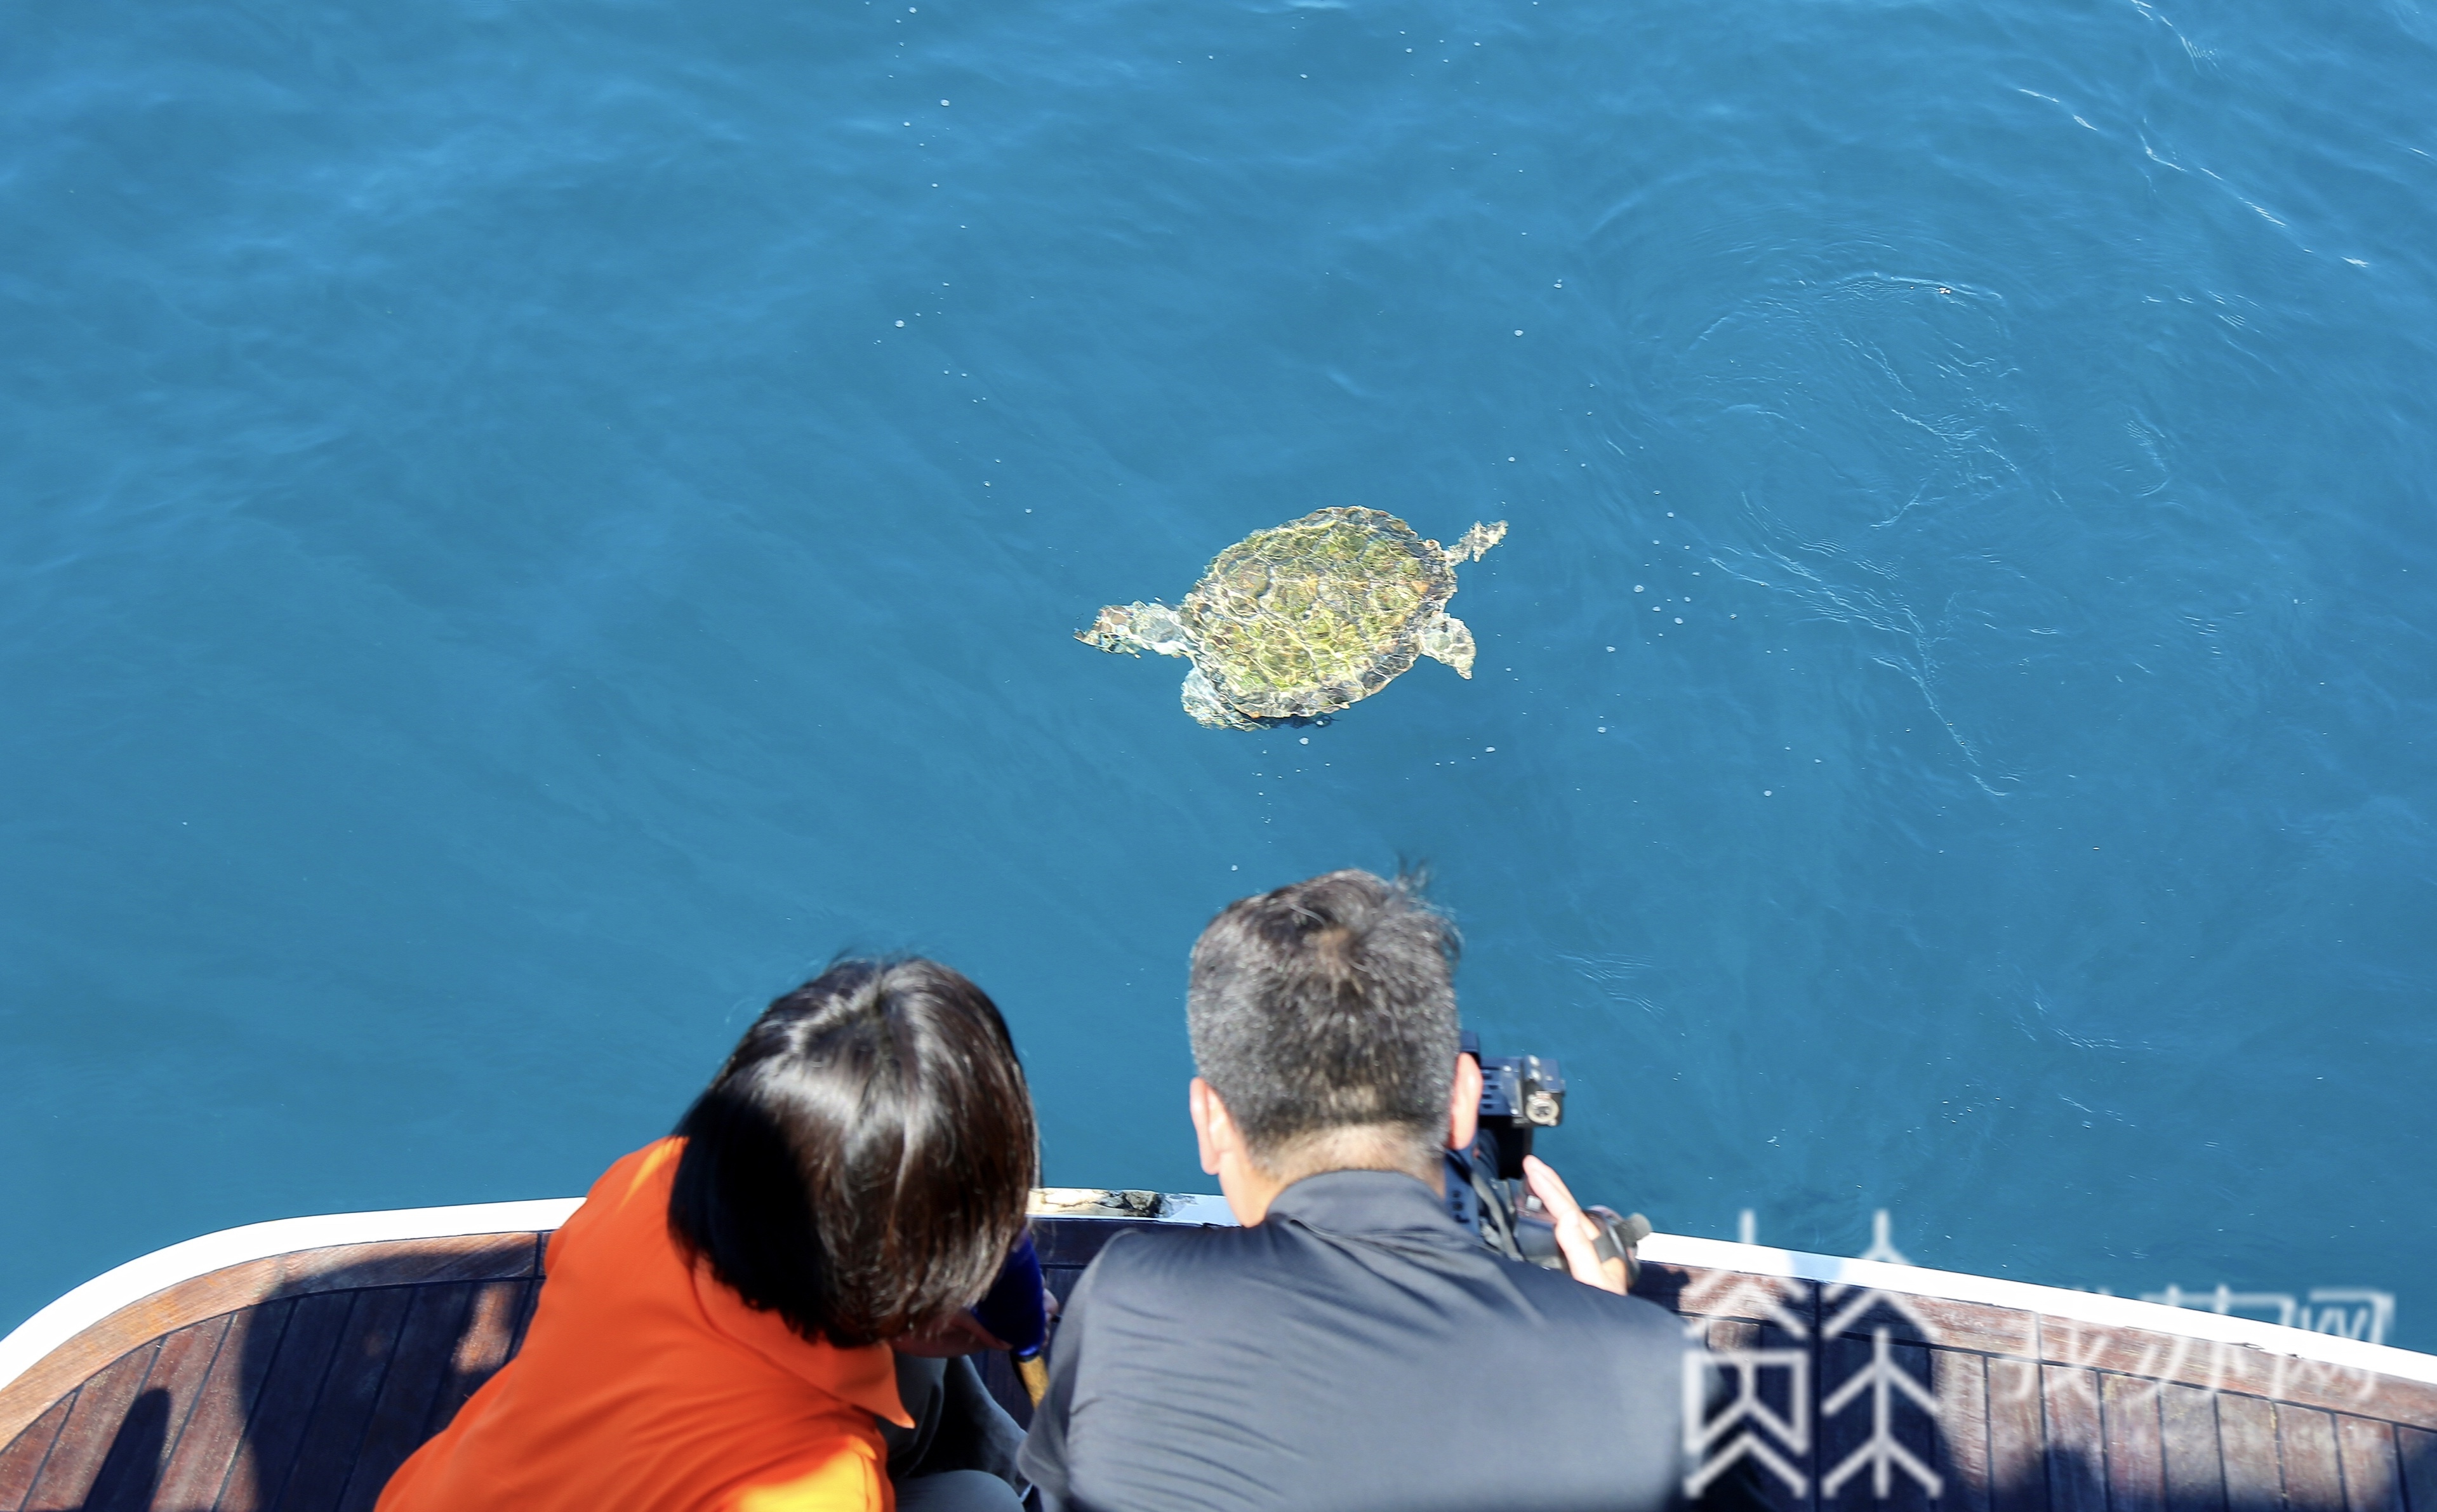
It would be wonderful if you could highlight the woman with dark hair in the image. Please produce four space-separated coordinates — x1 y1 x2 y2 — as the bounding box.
377 959 1040 1512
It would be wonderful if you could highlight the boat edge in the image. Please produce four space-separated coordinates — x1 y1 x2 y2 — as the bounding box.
4 1200 2429 1408
1635 1233 2436 1383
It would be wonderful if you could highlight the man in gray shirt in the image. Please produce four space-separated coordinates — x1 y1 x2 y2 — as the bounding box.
1019 870 1739 1512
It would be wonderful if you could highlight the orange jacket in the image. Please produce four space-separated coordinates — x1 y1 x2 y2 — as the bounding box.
376 1139 913 1512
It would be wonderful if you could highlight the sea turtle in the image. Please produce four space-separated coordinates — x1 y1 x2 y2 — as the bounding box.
1079 507 1508 729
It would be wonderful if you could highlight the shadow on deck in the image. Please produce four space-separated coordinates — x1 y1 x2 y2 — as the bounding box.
1 1237 543 1512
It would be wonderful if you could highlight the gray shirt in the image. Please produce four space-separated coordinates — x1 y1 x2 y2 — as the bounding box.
1018 1169 1704 1512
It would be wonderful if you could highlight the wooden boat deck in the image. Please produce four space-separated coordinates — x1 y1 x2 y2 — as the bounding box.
2 1214 2431 1512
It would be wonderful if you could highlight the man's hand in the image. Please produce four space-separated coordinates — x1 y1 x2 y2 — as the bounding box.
1522 1155 1629 1294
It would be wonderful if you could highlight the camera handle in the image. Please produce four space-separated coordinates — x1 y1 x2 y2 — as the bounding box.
1445 1138 1649 1289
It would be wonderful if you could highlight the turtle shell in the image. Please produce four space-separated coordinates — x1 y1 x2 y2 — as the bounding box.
1178 507 1455 721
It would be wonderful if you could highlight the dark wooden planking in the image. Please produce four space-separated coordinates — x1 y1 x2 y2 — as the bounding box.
1986 1357 2048 1512
1819 1332 1875 1512
1674 1268 1817 1335
1911 1299 2039 1363
20 1341 159 1511
272 1287 416 1512
1696 1312 1755 1350
1696 1315 1779 1443
507 1277 544 1360
1686 1264 1817 1512
2036 1321 2437 1431
2045 1319 2207 1383
1815 1332 1943 1512
2335 1417 2404 1512
2039 1366 2106 1512
22 1345 160 1512
85 1314 234 1512
223 1290 359 1512
155 1300 294 1512
2102 1372 2169 1512
2273 1362 2424 1430
416 1280 524 1445
1933 1347 1995 1512
1821 1289 2033 1363
2262 1362 2436 1433
17 1219 2437 1512
2278 1406 2346 1512
335 1285 478 1512
1892 1339 1941 1512
0 1233 544 1450
75 1389 174 1512
0 1393 76 1512
1680 1317 1807 1512
2399 1428 2437 1512
2160 1382 2228 1512
2217 1393 2285 1512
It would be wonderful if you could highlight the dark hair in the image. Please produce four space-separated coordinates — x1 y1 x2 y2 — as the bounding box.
1186 869 1461 1163
667 958 1037 1348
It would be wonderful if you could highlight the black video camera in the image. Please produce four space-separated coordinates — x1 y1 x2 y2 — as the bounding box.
1445 1031 1649 1284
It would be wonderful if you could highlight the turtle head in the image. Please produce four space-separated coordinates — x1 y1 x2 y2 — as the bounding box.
1077 601 1194 659
1078 604 1141 655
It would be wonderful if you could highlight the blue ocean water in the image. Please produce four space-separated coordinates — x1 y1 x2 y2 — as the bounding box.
4 0 2433 1350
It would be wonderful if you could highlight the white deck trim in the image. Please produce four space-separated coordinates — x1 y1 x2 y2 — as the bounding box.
3 1201 2429 1401
0 1200 583 1399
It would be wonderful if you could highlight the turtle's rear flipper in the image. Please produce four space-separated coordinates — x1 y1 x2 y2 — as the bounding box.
1417 613 1478 677
1448 520 1508 564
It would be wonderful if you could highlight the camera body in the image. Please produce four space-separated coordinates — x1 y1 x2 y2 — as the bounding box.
1470 1037 1568 1181
1446 1031 1645 1283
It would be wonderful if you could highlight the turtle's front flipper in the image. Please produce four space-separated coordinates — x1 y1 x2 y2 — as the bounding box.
1078 602 1193 658
1181 666 1262 729
1447 520 1508 564
1418 613 1478 678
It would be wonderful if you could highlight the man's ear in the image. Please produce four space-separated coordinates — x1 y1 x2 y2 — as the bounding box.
1189 1077 1232 1176
1445 1052 1482 1152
